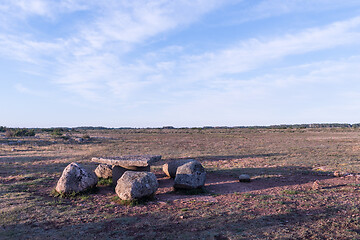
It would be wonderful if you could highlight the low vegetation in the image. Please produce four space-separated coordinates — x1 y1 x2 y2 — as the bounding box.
0 126 6 132
1 127 360 239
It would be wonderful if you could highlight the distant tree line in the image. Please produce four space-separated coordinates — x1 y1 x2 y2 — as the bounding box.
2 127 35 137
1 123 360 135
265 123 356 129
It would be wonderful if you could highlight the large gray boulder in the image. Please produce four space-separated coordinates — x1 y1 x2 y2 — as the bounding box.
115 171 158 200
163 159 194 178
94 164 113 179
55 162 98 194
112 165 150 184
174 160 206 189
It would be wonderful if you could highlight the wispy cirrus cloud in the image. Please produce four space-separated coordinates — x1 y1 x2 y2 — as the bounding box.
1 1 360 110
178 16 360 82
0 0 229 100
55 14 360 102
224 0 360 25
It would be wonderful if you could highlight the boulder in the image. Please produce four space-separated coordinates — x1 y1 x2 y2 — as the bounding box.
163 159 194 178
174 160 206 189
239 174 251 182
112 165 150 184
94 164 113 179
55 162 98 194
115 171 158 200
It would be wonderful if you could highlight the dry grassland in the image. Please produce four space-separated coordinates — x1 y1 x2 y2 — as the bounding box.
1 127 360 239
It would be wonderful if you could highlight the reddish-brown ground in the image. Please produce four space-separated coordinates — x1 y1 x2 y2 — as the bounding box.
2 128 360 239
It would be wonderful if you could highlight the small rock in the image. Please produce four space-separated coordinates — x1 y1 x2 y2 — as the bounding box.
312 180 322 190
174 160 206 189
239 174 251 182
333 171 345 177
55 162 98 194
163 159 194 178
115 171 158 200
313 166 328 172
94 164 113 179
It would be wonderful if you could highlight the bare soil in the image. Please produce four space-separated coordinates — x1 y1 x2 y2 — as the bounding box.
1 128 360 239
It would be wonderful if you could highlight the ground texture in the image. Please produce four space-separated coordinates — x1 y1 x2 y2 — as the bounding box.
1 128 360 239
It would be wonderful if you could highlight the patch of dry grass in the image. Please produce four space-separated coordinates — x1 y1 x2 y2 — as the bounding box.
1 128 360 239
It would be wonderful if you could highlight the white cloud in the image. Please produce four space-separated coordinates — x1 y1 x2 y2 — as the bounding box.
14 83 47 96
53 14 360 104
0 34 63 64
229 0 360 24
177 16 360 83
13 0 49 16
1 1 360 113
0 0 92 19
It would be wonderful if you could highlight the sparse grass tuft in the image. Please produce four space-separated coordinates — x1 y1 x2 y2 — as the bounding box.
3 127 360 239
282 190 300 195
97 177 113 186
50 187 98 199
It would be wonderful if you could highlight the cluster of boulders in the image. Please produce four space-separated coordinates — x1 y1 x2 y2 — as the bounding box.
163 159 206 189
55 162 159 201
55 157 207 201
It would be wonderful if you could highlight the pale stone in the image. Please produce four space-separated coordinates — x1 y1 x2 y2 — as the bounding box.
174 160 206 189
94 164 113 179
312 180 322 190
92 155 161 167
55 162 98 194
115 171 158 200
163 159 194 178
112 165 150 184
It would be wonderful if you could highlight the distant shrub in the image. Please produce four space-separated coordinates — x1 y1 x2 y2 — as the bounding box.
162 126 175 129
60 135 71 140
13 128 36 137
0 126 6 132
51 128 64 137
40 128 53 133
5 130 13 138
82 134 90 139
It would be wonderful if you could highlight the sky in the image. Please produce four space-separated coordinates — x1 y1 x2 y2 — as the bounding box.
1 0 360 128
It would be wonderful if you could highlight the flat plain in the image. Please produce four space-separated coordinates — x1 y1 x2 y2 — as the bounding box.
1 127 360 239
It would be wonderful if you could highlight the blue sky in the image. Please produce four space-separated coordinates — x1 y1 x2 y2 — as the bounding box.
1 0 360 128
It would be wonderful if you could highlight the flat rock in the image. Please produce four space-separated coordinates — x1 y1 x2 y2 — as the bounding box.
163 159 195 178
94 164 113 179
55 162 98 194
92 155 161 167
115 171 158 200
174 160 206 189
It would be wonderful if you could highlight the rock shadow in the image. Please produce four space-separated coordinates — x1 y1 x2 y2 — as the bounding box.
154 165 334 201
